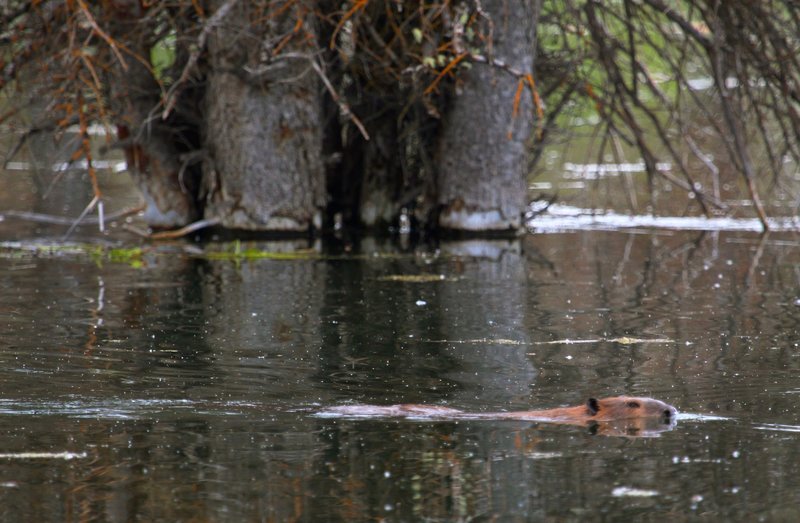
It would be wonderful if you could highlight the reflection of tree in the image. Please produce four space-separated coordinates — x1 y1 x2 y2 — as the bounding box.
116 257 215 391
522 229 800 419
310 421 502 521
435 242 537 406
199 244 329 402
315 246 465 402
315 241 536 406
7 230 800 518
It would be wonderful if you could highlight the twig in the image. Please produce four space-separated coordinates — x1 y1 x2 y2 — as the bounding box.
0 205 143 225
685 136 720 202
242 50 368 140
711 47 769 230
641 0 711 50
309 58 370 141
329 0 368 49
62 195 99 240
424 52 468 95
76 0 128 70
124 218 221 240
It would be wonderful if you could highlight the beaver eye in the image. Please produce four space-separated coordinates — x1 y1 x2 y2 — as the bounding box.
627 401 641 408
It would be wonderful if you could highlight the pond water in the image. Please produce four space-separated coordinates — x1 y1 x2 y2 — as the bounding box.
2 126 800 520
1 221 800 521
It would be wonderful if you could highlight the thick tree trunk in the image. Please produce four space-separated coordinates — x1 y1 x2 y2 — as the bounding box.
107 1 538 235
435 0 540 232
202 1 324 231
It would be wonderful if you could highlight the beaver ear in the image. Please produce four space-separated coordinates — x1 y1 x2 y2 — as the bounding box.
586 398 600 415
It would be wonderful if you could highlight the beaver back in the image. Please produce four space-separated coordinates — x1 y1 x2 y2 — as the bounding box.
320 396 678 425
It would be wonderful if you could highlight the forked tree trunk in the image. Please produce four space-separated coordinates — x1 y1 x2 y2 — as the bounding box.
202 1 324 231
435 0 540 232
109 1 538 235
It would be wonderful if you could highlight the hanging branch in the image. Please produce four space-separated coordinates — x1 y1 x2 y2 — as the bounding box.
710 46 769 230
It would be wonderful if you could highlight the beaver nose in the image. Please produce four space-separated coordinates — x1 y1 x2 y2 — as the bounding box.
663 408 673 419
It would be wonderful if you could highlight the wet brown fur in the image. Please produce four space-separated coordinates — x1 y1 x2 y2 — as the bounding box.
494 396 677 422
322 396 678 437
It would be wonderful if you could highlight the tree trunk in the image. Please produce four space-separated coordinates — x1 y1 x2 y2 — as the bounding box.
435 0 540 232
107 1 538 234
202 1 324 231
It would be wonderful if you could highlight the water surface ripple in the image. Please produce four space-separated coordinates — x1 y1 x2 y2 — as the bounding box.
1 230 800 521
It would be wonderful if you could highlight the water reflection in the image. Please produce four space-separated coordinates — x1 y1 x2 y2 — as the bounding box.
529 203 800 232
1 229 800 519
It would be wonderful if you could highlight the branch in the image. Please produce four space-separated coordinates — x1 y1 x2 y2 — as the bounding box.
0 206 142 225
251 51 370 141
76 0 128 70
711 47 769 230
125 218 221 240
310 58 370 141
640 0 712 50
162 0 239 119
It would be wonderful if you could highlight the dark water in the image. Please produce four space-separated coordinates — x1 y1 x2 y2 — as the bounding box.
1 227 800 521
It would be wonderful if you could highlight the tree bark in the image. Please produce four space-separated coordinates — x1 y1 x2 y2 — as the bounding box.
107 1 539 234
435 0 540 232
202 1 324 231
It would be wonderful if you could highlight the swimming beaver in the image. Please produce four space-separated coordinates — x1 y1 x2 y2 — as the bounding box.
494 396 677 422
320 396 678 437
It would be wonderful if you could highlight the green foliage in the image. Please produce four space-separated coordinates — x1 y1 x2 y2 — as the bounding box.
105 247 145 268
0 242 144 268
203 241 321 262
151 33 177 81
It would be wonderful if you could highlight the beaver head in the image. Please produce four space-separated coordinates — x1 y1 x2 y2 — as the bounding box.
585 396 677 423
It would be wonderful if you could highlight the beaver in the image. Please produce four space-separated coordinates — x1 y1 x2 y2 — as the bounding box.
493 396 677 423
320 396 678 437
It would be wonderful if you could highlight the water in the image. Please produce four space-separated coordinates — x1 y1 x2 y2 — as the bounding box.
530 203 800 232
1 225 800 521
2 127 800 520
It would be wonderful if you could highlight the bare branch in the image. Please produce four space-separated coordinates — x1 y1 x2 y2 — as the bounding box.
162 0 239 119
